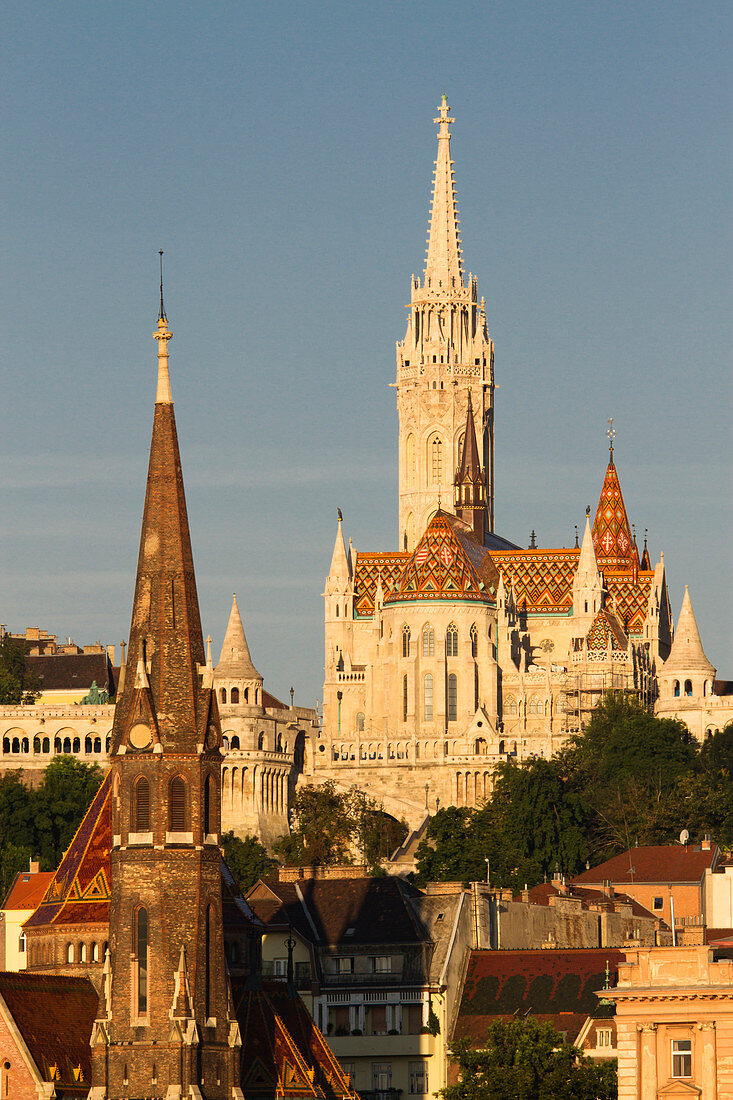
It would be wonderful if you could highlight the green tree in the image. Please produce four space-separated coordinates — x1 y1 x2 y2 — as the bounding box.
274 782 406 872
0 771 37 897
32 756 104 867
442 1022 617 1100
0 634 40 704
222 832 278 891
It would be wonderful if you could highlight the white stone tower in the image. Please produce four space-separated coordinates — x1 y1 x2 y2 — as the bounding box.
396 96 495 550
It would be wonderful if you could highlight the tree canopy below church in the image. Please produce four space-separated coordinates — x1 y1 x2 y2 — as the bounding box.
274 780 408 872
0 757 103 897
415 693 733 889
443 1021 617 1100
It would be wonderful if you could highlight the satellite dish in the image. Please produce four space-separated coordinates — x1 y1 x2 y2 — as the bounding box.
679 829 690 845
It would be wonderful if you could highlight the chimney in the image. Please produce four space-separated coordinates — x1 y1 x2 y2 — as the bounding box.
701 835 712 851
107 644 115 664
29 858 40 874
602 879 615 898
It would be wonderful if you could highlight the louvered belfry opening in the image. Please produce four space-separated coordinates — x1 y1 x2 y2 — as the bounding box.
134 777 150 832
169 776 186 832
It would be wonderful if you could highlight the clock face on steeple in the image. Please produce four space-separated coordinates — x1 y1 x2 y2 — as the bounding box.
128 722 152 750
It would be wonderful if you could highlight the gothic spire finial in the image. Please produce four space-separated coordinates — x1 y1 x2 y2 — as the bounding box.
607 417 615 462
153 252 173 404
158 249 166 322
425 96 462 284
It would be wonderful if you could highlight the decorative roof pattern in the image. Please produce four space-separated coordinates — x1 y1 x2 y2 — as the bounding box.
0 972 99 1097
25 773 112 929
489 548 652 631
234 981 357 1100
489 550 578 613
586 608 627 652
353 552 409 617
453 948 625 1046
386 511 496 605
592 460 638 570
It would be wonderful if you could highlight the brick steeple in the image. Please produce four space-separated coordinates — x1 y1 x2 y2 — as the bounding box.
454 390 486 543
91 302 241 1100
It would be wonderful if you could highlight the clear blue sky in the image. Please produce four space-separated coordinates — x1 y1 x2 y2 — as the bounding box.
1 1 730 704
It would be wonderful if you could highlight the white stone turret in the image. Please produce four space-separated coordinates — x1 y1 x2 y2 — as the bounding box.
572 511 604 636
396 97 495 549
214 593 263 709
659 587 716 703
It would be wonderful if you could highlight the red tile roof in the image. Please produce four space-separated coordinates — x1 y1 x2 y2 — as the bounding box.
353 552 409 617
2 870 54 911
453 948 625 1046
571 844 718 886
27 651 112 693
386 511 499 606
0 971 98 1096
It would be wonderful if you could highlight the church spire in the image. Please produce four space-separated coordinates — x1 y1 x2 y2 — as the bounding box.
216 593 262 683
592 441 636 571
111 296 213 755
424 95 463 285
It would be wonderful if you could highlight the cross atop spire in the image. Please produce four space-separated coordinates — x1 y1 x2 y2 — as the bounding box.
425 95 463 285
154 254 173 405
607 417 615 463
158 249 166 322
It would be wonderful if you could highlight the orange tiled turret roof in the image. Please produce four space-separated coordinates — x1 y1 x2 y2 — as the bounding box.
353 552 409 617
592 457 638 570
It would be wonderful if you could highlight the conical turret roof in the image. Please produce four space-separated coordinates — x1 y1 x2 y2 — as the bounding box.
216 594 262 681
457 391 481 482
328 515 350 581
592 455 637 570
664 587 715 676
110 313 219 754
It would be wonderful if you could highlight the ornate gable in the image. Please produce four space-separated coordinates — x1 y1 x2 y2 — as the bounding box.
387 511 492 604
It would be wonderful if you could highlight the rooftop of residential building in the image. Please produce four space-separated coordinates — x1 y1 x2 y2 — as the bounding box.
571 842 719 886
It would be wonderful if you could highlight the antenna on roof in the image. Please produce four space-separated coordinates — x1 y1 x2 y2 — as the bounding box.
679 829 690 846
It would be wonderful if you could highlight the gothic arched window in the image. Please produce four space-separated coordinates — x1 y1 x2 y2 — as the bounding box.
673 680 680 697
220 688 227 704
424 674 434 721
428 435 443 484
230 687 240 703
204 774 215 836
402 625 411 657
356 712 365 732
133 776 150 832
403 675 408 722
135 907 148 1017
448 674 458 722
470 623 478 658
405 433 416 487
446 623 458 657
169 776 186 832
422 624 435 657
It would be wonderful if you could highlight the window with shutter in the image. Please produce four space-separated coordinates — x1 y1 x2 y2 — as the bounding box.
169 776 186 832
134 777 150 832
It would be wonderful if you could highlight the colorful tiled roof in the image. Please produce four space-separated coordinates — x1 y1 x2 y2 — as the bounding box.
453 948 625 1046
489 549 578 613
572 843 719 886
605 571 652 634
234 981 357 1100
586 608 627 652
353 552 409 617
592 459 638 570
0 971 98 1096
25 773 112 929
386 511 497 605
1 869 54 911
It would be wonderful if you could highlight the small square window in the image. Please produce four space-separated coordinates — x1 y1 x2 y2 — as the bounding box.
653 896 664 910
337 956 354 974
672 1038 692 1078
597 1028 612 1048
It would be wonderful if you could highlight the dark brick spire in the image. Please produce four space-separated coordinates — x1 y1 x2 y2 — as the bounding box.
111 313 219 755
